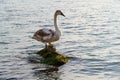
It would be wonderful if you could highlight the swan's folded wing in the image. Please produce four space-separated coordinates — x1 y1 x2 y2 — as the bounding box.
34 29 54 37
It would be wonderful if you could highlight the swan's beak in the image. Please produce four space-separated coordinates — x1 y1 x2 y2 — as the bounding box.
61 12 65 17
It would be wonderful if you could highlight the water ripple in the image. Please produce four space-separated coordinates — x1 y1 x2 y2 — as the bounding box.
0 0 120 80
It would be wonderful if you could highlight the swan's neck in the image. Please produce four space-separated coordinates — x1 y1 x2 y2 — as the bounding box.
54 14 59 31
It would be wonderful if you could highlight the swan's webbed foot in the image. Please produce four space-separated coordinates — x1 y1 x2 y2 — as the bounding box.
48 43 56 52
48 43 54 48
44 43 56 52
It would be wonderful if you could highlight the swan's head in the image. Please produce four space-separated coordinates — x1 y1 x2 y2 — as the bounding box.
55 10 65 17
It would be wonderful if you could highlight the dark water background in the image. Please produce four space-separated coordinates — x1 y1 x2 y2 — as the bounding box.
0 0 120 80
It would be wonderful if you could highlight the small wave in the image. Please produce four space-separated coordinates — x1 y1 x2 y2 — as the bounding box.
0 78 17 80
12 23 28 26
0 42 10 44
67 56 82 61
6 78 17 80
82 58 105 62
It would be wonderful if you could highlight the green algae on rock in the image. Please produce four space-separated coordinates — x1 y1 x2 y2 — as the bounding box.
36 46 68 66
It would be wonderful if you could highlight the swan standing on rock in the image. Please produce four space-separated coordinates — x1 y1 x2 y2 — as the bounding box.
32 10 65 47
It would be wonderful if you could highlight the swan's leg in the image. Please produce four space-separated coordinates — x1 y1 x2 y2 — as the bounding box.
48 43 54 47
48 43 56 51
45 43 48 48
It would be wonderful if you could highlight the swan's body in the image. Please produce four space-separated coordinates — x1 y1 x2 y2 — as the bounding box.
32 10 65 47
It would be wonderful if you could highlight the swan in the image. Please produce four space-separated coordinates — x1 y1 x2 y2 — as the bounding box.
32 10 65 47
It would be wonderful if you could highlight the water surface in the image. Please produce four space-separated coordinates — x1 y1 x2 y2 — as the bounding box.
0 0 120 80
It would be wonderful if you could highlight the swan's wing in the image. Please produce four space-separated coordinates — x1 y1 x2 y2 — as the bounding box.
34 29 55 37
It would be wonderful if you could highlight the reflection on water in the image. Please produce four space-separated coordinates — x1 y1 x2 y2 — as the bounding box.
26 50 60 80
0 0 120 80
33 67 59 80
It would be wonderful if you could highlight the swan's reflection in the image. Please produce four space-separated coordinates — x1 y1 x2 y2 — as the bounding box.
33 66 61 80
27 52 61 80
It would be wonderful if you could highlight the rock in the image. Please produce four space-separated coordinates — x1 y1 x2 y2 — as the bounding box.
36 46 68 66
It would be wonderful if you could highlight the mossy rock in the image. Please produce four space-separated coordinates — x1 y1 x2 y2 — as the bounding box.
36 46 68 66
